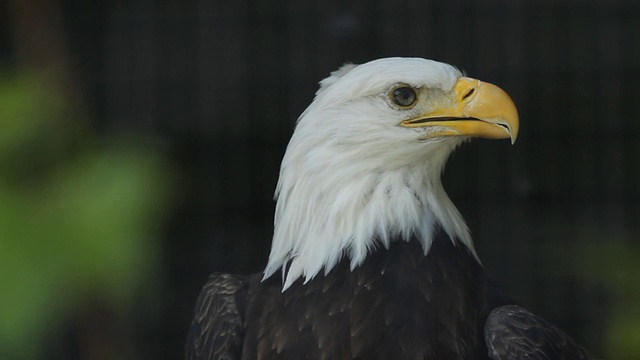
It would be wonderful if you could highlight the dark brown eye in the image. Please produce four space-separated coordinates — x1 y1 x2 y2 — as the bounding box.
392 86 417 107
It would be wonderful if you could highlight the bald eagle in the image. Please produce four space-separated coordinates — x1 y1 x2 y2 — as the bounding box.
186 58 591 359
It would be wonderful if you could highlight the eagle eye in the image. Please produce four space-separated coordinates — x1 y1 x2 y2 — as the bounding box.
391 86 417 108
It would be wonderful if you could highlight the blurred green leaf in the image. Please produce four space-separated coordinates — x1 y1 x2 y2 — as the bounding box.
0 71 171 359
543 227 640 360
570 241 640 359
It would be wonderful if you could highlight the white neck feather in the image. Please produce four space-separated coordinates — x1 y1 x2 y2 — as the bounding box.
263 137 477 290
261 57 479 290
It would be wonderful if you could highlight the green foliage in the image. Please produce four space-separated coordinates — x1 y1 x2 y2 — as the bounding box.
570 240 640 359
543 219 640 359
0 72 170 358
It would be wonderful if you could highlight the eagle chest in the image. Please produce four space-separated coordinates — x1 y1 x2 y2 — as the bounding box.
244 238 491 360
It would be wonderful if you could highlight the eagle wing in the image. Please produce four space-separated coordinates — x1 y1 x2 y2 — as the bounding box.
484 305 591 360
185 273 248 360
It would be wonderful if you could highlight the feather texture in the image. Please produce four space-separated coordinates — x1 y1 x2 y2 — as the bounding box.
186 274 248 360
264 58 476 289
485 305 592 360
186 57 591 359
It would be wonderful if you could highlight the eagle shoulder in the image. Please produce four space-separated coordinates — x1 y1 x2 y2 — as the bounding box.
484 305 592 360
186 273 248 360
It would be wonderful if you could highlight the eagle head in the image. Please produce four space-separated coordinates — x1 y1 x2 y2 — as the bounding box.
263 58 519 290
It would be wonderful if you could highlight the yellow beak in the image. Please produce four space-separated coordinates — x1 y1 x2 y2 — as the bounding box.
399 77 519 144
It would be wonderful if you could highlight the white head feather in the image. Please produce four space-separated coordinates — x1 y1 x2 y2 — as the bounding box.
263 58 477 290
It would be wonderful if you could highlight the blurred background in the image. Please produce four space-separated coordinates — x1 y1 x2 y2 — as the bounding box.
1 0 639 359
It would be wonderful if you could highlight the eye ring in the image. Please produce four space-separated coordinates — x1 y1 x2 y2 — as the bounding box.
391 86 418 108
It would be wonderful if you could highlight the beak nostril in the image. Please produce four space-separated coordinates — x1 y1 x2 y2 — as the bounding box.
462 88 475 101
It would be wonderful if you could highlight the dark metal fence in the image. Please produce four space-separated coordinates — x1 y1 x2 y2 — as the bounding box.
55 0 640 358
